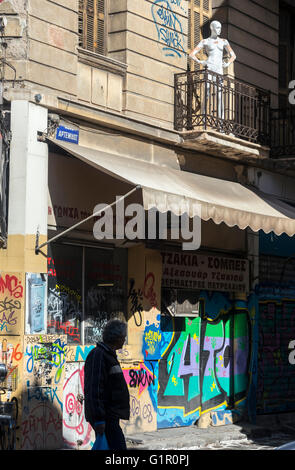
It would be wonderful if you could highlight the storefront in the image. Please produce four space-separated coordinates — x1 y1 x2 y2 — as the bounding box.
8 127 295 449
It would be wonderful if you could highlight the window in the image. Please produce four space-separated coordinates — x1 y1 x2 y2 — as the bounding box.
188 0 212 70
47 243 127 344
78 0 106 54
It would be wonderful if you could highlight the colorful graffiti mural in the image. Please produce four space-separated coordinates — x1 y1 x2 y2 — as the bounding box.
0 272 24 336
157 291 252 428
21 334 67 450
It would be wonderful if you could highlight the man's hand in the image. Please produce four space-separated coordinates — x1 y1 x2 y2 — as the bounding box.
94 421 106 435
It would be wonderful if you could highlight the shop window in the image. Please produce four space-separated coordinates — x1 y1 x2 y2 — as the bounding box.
47 243 127 344
84 247 127 344
188 0 212 71
78 0 106 55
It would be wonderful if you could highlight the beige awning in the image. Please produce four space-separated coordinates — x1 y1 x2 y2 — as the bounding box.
50 139 295 237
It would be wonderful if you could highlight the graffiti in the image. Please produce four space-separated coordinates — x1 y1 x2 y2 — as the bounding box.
63 365 93 449
25 337 67 385
123 362 155 396
151 0 186 58
128 278 143 326
0 274 23 298
47 286 81 320
130 394 141 419
143 272 158 308
157 292 251 428
0 340 22 392
67 345 95 362
128 273 159 327
47 319 80 342
47 257 56 277
21 403 63 450
0 274 23 335
26 380 62 409
142 403 153 423
143 316 162 360
47 285 81 343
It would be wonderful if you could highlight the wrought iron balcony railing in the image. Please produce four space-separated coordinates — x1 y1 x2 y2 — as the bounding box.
270 108 295 158
174 68 271 146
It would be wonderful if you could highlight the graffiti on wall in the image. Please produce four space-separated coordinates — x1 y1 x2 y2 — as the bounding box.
151 0 186 58
21 334 67 450
0 338 22 396
0 272 23 335
63 363 93 449
157 291 251 428
128 272 158 327
122 360 158 434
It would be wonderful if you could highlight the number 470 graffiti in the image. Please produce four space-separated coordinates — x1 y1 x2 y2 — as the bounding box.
288 340 295 364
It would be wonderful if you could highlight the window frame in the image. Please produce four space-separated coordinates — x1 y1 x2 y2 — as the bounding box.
78 0 107 56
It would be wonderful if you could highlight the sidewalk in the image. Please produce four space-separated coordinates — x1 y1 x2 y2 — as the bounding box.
126 413 295 450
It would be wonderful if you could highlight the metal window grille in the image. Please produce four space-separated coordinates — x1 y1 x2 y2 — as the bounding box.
78 0 105 54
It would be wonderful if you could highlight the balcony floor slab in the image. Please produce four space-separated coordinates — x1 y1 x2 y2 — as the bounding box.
179 129 270 162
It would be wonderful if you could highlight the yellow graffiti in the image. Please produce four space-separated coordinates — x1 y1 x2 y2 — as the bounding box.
144 330 162 355
172 375 178 386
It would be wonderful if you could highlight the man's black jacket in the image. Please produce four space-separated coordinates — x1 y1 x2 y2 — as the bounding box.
84 342 130 425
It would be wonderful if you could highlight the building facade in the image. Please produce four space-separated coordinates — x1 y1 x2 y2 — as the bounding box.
0 0 294 450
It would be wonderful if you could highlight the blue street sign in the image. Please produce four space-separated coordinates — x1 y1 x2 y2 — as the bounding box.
56 126 79 144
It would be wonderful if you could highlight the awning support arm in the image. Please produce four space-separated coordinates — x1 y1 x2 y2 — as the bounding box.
35 185 141 255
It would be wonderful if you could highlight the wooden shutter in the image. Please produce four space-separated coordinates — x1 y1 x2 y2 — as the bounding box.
78 0 105 55
188 0 212 70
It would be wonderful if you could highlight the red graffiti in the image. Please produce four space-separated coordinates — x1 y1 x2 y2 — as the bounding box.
63 367 92 448
47 319 80 342
0 274 23 299
21 403 62 450
47 257 56 277
143 272 157 307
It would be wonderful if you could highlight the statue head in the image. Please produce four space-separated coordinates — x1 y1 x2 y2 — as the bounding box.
210 21 222 37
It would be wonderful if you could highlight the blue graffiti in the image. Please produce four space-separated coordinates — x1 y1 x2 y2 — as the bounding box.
151 0 186 58
26 380 63 410
74 345 95 362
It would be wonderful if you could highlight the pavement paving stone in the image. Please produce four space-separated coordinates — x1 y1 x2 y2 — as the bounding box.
126 413 295 450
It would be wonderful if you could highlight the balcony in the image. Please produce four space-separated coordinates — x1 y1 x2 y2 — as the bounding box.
270 108 295 159
174 69 271 161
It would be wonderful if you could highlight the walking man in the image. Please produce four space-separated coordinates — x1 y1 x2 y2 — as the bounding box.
84 318 130 450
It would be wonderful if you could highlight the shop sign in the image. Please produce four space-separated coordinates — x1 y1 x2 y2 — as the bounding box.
162 251 249 293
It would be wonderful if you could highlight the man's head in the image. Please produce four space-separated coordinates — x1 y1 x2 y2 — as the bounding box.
102 318 127 350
